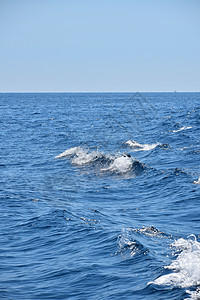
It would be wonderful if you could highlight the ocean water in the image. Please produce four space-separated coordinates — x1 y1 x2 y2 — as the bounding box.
0 92 200 300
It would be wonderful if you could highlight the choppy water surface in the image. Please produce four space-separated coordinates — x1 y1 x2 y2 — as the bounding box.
0 92 200 299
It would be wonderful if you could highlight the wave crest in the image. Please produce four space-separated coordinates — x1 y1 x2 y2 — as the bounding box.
55 147 145 175
117 228 147 258
125 140 159 151
55 146 81 159
149 235 200 288
194 177 200 185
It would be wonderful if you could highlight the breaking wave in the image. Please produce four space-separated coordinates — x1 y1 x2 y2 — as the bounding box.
54 146 81 158
149 235 200 289
101 155 145 174
55 147 105 165
55 146 145 175
125 140 160 151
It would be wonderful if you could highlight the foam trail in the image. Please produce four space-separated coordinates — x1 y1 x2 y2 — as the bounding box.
148 235 200 288
125 140 159 151
194 177 200 185
172 126 192 133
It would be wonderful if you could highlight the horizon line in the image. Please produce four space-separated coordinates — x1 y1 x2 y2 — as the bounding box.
0 91 200 94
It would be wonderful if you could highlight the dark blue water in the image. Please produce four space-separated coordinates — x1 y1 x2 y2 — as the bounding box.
0 92 200 299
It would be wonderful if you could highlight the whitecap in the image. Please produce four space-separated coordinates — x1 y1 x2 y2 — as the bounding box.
71 149 101 165
172 126 192 133
194 177 200 185
55 147 144 175
149 235 200 288
55 147 102 165
125 140 159 151
101 155 133 173
55 146 81 159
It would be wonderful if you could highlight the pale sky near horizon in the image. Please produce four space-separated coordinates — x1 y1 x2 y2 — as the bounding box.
0 0 199 92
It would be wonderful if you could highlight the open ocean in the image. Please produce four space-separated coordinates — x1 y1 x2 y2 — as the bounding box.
0 92 200 300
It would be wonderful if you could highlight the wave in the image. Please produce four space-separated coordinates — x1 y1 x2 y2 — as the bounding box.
125 140 160 151
55 146 81 159
117 228 148 258
71 149 104 166
117 226 167 259
172 126 192 133
55 147 145 175
55 147 109 165
149 235 200 288
194 177 200 185
101 155 144 174
134 225 167 238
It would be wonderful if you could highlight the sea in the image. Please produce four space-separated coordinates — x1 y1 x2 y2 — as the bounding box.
0 92 200 300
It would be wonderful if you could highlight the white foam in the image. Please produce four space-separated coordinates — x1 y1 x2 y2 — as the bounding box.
149 235 200 288
125 140 159 151
172 126 192 133
185 289 200 300
101 155 133 173
71 149 100 165
55 146 81 158
55 146 103 165
194 177 200 185
55 147 144 174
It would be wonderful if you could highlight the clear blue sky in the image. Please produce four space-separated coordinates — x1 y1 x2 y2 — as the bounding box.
0 0 199 92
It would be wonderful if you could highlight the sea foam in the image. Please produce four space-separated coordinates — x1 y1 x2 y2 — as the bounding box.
125 140 159 151
101 155 133 173
149 235 200 288
185 288 200 300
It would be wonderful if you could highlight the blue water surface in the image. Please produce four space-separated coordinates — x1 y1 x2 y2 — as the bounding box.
0 92 200 299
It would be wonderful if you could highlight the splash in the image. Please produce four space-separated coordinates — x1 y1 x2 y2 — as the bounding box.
125 140 159 151
149 235 200 288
